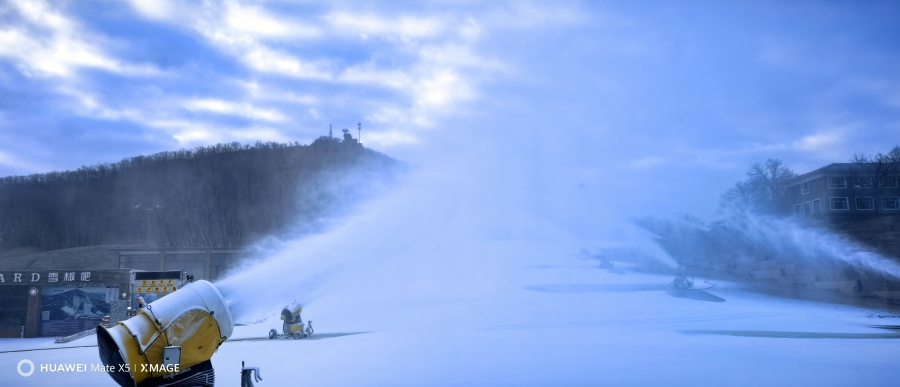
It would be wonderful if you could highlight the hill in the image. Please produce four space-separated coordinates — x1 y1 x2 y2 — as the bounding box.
0 137 401 252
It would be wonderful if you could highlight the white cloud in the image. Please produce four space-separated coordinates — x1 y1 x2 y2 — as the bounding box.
13 0 74 31
0 0 160 77
418 45 505 71
2 0 586 149
458 17 481 41
324 12 445 40
364 130 419 147
183 99 288 122
792 131 843 152
126 0 174 20
225 2 319 39
227 127 290 142
239 81 318 105
145 119 288 145
0 149 46 172
414 70 473 108
242 47 333 80
339 64 412 89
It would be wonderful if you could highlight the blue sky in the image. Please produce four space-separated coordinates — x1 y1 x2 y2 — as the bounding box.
0 0 898 220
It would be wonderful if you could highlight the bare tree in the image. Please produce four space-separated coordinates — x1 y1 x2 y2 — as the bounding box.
720 181 765 215
850 145 900 213
745 159 797 214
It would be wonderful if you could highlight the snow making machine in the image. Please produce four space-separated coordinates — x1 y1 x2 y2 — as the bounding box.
269 303 313 339
672 265 716 290
96 280 234 387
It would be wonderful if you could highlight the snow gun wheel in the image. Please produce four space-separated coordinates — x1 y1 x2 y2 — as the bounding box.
293 331 303 339
268 329 277 339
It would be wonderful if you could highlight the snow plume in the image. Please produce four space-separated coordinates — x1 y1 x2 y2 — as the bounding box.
640 213 900 279
215 163 570 323
214 136 671 324
727 214 900 279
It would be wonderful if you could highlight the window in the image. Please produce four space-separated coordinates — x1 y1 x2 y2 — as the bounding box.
852 177 872 189
855 197 875 210
811 199 821 214
883 196 900 210
802 201 812 214
800 182 809 194
881 177 899 188
830 197 849 210
828 177 847 189
793 204 801 215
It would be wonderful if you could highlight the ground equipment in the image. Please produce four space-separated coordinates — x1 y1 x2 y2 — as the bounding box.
671 265 717 290
96 280 234 387
268 304 313 339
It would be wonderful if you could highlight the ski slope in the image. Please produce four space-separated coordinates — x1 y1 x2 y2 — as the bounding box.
4 244 900 386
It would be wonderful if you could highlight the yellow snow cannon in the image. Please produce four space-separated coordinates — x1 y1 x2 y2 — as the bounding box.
96 280 234 387
269 304 314 339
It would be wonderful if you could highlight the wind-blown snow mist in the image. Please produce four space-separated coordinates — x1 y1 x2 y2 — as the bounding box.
214 133 673 324
640 213 900 280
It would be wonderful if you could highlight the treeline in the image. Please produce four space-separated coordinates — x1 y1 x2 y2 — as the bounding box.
0 138 401 251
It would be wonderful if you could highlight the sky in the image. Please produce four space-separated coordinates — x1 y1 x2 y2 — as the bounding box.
0 0 899 221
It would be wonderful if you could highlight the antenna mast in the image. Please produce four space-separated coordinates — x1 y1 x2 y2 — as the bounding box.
329 124 333 138
358 122 361 144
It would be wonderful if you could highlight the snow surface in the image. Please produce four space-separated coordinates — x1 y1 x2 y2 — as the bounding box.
3 246 900 386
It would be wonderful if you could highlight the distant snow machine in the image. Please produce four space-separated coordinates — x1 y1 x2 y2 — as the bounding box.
268 304 314 340
672 275 693 289
671 266 716 290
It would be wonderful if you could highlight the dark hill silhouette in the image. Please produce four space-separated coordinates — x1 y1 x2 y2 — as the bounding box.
0 137 401 251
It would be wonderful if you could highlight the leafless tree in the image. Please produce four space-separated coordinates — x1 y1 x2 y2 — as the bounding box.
850 145 900 213
744 159 797 214
720 181 765 214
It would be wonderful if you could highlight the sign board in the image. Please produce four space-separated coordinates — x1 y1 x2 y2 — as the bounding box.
0 269 131 286
132 271 182 294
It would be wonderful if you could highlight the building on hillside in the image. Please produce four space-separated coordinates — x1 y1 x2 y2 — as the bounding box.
784 163 900 223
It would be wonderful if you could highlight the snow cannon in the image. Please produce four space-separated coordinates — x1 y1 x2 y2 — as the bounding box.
96 280 234 387
672 265 693 289
269 303 313 339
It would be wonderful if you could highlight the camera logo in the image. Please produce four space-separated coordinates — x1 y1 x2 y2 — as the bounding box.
18 359 35 377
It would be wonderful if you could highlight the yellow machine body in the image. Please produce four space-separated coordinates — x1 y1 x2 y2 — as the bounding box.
97 280 234 386
280 305 302 321
288 322 306 333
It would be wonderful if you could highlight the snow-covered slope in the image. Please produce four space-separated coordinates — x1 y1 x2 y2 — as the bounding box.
4 246 900 386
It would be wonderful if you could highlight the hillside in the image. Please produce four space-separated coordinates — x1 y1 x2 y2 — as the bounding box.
0 137 401 252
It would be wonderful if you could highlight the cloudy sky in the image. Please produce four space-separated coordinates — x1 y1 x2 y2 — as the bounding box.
0 0 898 220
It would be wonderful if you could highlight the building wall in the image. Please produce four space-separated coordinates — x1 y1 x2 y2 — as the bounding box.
117 248 250 283
786 173 900 223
